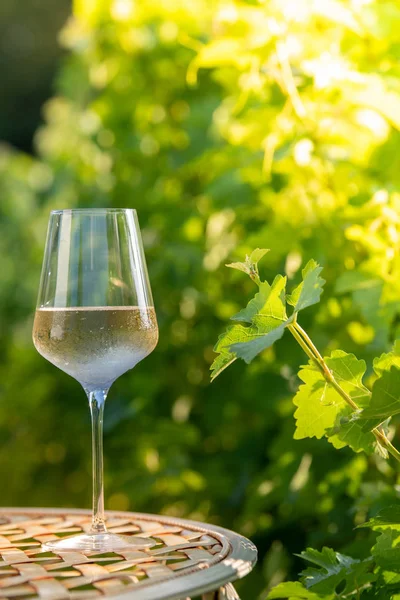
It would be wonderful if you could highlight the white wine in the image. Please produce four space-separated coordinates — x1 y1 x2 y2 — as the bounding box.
33 306 158 390
33 209 161 553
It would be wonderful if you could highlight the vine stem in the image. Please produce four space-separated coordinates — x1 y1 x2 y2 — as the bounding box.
288 320 400 465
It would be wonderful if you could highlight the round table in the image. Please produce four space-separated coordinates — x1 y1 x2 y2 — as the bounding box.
0 508 257 600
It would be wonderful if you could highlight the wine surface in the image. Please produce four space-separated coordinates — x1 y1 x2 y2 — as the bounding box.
33 307 158 390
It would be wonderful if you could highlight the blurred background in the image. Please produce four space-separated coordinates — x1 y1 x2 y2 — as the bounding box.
1 0 400 597
0 0 71 150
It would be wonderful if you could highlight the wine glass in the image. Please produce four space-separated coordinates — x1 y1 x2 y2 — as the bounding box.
32 209 159 553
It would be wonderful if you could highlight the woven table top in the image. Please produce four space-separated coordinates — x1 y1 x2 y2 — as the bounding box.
0 508 257 600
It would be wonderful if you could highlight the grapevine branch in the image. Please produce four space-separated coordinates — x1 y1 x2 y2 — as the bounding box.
287 319 400 464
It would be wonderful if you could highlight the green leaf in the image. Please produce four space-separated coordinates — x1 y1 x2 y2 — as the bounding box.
249 248 270 264
226 248 269 277
287 260 326 313
211 274 288 376
224 261 249 274
250 275 287 326
298 547 375 596
230 321 288 364
210 325 243 381
373 340 400 376
232 281 271 323
267 581 333 599
230 275 289 363
360 506 400 530
293 351 375 453
360 366 400 431
373 529 400 572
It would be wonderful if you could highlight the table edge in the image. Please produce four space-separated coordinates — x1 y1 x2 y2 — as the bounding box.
0 507 258 600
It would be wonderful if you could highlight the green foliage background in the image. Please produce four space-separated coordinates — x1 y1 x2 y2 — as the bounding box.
1 0 400 597
0 0 70 150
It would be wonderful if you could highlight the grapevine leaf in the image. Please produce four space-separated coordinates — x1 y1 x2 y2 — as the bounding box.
298 547 375 596
249 248 270 263
250 275 288 327
210 324 246 381
373 340 400 376
230 322 288 364
324 351 370 405
224 261 249 274
226 247 269 276
360 366 400 431
372 529 400 573
287 259 326 313
293 351 375 453
267 581 332 599
232 281 271 323
211 273 287 377
328 414 375 454
230 275 289 363
232 276 286 326
360 506 400 531
210 353 236 382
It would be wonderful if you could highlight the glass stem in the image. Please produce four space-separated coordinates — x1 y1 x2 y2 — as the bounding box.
88 389 108 534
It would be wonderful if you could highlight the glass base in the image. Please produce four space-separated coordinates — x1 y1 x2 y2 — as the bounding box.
42 532 156 553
